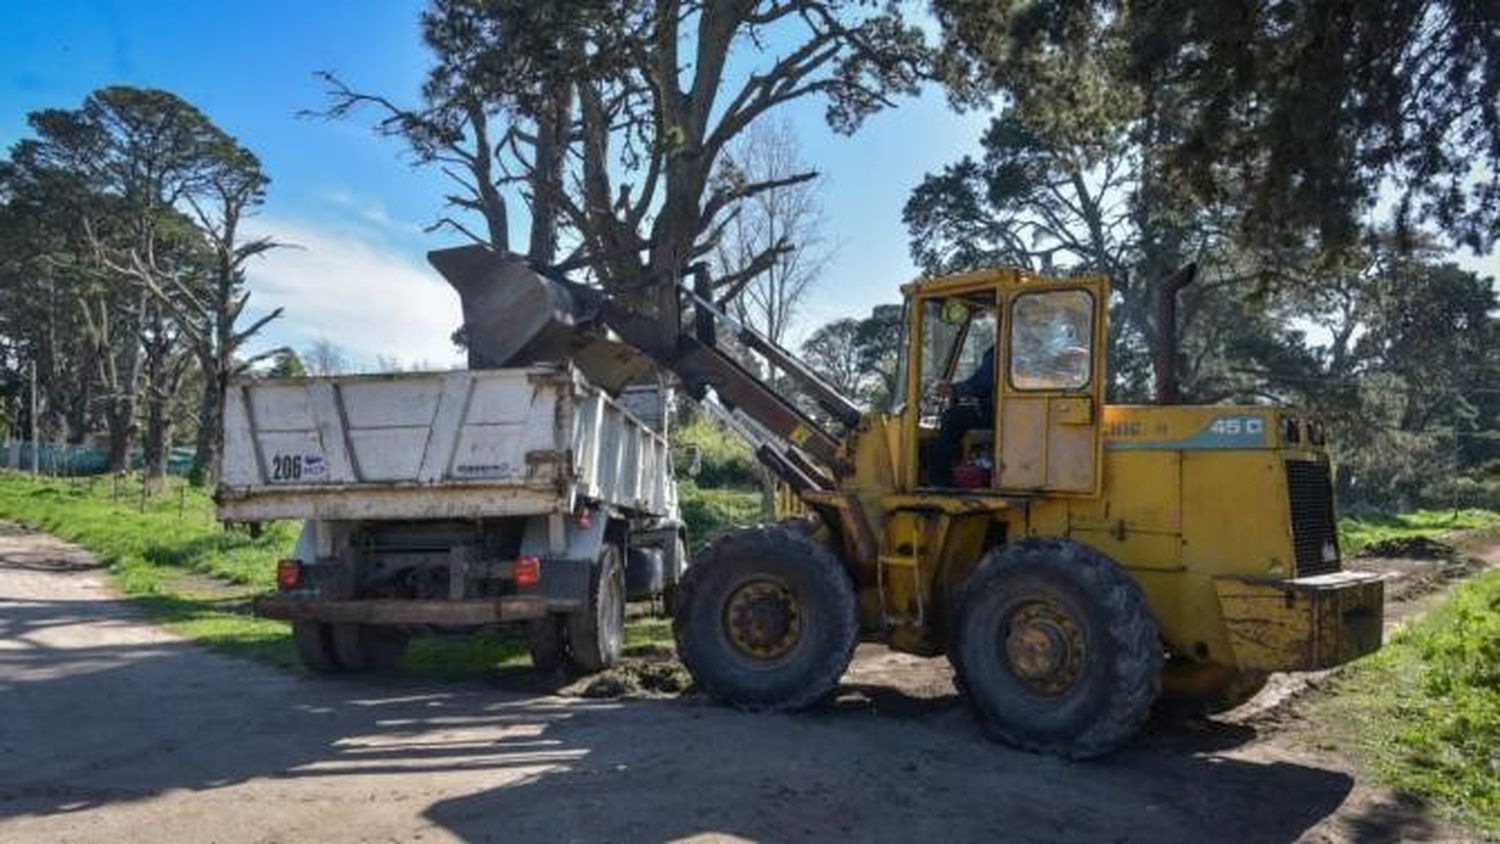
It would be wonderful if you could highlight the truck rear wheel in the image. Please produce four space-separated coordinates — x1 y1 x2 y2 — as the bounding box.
674 525 858 711
567 544 625 673
292 621 340 673
953 539 1161 758
331 624 409 671
526 616 568 671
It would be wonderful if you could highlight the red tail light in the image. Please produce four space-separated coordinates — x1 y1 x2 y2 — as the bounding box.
276 559 304 591
513 556 541 588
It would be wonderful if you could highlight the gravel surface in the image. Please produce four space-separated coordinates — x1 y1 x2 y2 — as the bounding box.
0 523 1474 843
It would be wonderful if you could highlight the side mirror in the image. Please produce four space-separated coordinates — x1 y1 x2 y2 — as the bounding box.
684 443 702 478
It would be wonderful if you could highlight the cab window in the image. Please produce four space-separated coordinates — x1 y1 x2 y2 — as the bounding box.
917 295 997 425
951 310 997 386
1009 289 1093 391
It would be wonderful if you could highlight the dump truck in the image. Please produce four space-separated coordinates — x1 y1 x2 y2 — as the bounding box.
429 245 1384 758
216 366 685 674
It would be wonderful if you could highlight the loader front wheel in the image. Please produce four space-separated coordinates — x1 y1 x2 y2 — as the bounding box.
954 539 1161 758
674 525 857 711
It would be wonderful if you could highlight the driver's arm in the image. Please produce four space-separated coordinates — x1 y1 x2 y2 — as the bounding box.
952 345 997 399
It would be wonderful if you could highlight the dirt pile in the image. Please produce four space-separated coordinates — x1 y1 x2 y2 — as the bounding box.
563 648 694 699
1357 535 1458 560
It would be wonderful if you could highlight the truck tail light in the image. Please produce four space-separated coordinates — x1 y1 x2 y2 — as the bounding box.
514 556 541 587
276 559 304 591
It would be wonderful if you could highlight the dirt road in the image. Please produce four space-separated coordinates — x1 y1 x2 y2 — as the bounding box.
0 525 1465 843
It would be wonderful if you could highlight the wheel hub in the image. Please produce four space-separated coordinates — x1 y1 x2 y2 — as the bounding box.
1003 600 1086 696
724 579 802 660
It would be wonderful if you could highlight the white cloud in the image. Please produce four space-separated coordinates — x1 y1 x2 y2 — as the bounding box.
319 188 422 237
242 216 465 368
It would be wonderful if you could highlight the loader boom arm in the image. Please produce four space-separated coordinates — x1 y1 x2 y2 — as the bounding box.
427 245 858 492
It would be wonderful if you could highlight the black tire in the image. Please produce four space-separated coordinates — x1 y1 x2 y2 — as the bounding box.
567 544 625 673
953 538 1161 758
362 627 410 670
661 535 688 617
292 621 341 673
330 624 409 672
526 615 568 671
673 525 858 711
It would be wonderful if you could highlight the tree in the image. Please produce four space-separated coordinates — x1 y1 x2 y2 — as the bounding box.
266 348 306 378
171 141 282 485
800 318 863 397
1 86 284 484
303 339 347 376
329 1 929 355
932 0 1500 256
13 87 258 475
853 303 904 408
800 303 904 409
0 151 98 445
905 114 1157 398
712 115 830 368
927 1 1500 405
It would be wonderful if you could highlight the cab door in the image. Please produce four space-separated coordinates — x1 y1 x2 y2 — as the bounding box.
994 279 1108 495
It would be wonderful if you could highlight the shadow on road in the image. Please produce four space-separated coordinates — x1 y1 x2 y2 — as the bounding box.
0 559 1434 843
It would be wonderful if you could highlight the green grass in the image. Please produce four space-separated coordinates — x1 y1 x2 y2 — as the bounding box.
1339 508 1500 555
671 416 762 488
0 472 301 664
1314 569 1500 836
0 471 674 677
678 479 766 552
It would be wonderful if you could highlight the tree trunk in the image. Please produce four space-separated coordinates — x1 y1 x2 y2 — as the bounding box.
106 400 135 473
143 393 171 485
191 367 224 487
1149 263 1197 405
528 84 572 266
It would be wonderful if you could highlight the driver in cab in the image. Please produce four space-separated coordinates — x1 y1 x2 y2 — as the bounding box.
932 342 995 488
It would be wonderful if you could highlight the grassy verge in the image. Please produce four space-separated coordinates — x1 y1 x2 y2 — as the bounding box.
0 472 301 666
678 479 764 552
1313 568 1500 836
0 471 672 677
1339 508 1500 556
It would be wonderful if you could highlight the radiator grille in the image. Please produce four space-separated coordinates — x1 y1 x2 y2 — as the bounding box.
1287 460 1340 576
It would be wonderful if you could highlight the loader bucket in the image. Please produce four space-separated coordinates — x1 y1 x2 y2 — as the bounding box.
427 245 658 393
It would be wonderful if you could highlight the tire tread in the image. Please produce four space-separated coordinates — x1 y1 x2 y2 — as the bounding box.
955 538 1161 758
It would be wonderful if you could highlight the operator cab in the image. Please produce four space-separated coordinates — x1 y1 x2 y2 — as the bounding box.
901 271 1107 495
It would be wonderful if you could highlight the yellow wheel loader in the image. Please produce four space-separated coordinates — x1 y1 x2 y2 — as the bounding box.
431 246 1384 758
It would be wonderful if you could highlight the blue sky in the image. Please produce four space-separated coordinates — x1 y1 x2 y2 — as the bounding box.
0 0 988 367
2 2 1491 368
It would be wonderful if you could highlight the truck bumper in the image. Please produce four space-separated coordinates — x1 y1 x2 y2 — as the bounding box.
1212 570 1384 672
255 594 582 626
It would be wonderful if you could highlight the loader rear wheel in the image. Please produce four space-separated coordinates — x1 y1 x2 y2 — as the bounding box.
331 624 409 671
954 539 1161 758
526 615 568 671
674 525 857 711
292 621 340 673
567 544 625 673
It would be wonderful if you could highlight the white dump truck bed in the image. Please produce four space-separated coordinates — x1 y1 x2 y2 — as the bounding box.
216 365 674 522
